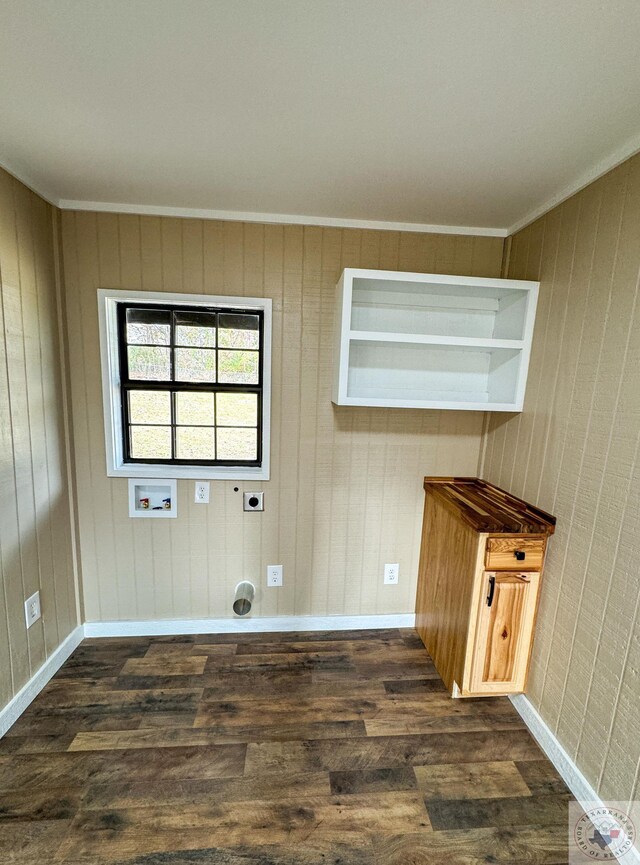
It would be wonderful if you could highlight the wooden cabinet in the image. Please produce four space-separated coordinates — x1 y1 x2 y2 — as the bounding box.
415 477 555 697
332 268 540 411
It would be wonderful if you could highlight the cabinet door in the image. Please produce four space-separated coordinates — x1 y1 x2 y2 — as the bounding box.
468 571 540 695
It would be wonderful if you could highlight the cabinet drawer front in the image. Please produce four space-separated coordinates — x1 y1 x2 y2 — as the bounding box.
469 571 540 695
486 537 544 570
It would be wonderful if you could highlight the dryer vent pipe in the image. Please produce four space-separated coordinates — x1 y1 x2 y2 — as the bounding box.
233 581 255 616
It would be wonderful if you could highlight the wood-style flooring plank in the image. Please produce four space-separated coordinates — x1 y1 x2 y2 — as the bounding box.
425 793 571 831
233 638 407 656
244 729 544 775
55 792 431 861
0 819 74 865
0 744 246 790
27 687 203 711
81 772 332 810
0 786 81 820
194 695 384 728
121 656 208 676
330 767 417 795
0 734 74 755
57 842 376 864
4 710 146 736
373 827 568 864
205 652 356 674
383 677 448 694
69 720 366 751
516 759 570 795
144 642 238 657
414 760 532 800
201 676 386 701
364 713 526 736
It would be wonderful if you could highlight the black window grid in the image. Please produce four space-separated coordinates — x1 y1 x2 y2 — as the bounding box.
117 302 263 466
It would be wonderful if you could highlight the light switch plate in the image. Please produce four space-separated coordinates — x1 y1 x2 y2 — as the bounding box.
25 591 41 629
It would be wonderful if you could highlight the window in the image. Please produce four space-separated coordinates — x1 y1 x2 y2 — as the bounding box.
98 290 271 480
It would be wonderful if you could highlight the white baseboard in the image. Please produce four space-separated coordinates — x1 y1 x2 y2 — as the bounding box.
510 694 640 865
510 694 601 804
83 613 416 638
0 625 84 737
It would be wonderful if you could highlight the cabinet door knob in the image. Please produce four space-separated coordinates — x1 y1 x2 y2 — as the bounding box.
486 575 496 607
514 550 526 561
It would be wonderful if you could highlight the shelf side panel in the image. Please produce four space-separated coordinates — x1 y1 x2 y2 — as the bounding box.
487 348 523 406
332 271 351 404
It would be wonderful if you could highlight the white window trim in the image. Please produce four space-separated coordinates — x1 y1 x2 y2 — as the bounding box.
97 288 272 480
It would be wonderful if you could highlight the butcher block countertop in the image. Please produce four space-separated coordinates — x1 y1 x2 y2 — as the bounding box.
423 477 556 535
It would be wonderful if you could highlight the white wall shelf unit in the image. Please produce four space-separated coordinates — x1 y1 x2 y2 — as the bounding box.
332 269 539 412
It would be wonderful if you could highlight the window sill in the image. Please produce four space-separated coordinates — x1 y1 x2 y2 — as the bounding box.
109 463 269 481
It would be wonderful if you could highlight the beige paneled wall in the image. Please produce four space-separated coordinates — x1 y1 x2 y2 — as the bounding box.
0 168 78 712
482 153 640 803
60 214 503 622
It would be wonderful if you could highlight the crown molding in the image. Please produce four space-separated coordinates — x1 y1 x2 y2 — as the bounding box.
0 156 506 236
7 134 640 241
507 133 640 236
56 198 508 237
0 159 507 237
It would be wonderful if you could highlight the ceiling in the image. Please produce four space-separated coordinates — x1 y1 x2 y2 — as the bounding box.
1 0 640 235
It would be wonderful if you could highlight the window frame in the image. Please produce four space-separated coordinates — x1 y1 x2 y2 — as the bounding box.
98 289 271 480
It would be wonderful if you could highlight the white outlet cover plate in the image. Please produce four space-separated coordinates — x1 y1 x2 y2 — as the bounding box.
267 565 283 586
25 590 41 628
384 563 399 585
195 481 210 503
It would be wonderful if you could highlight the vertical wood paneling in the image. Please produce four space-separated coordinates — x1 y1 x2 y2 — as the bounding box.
481 152 640 803
0 168 77 715
62 217 503 627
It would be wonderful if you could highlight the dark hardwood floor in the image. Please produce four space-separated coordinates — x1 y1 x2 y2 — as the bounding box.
1 629 572 864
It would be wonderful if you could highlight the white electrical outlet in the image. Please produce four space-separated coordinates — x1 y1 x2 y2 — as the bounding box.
194 481 210 503
384 563 399 585
267 565 283 587
24 590 41 629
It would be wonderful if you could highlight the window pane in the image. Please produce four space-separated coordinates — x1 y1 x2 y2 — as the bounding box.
217 427 257 461
216 392 257 427
126 308 170 345
218 350 259 384
218 314 260 349
128 346 171 380
175 392 215 426
176 426 216 460
175 311 216 348
175 348 216 382
130 425 172 459
129 391 171 425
